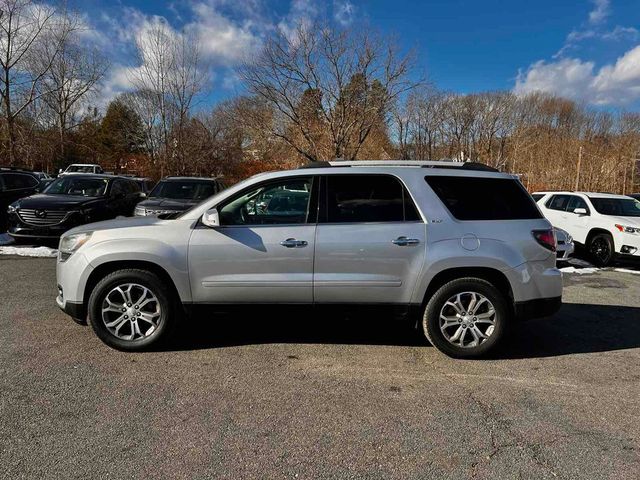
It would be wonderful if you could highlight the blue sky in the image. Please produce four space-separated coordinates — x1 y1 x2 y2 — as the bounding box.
75 0 640 109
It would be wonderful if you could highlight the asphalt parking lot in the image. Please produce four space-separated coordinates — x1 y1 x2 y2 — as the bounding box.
1 256 639 479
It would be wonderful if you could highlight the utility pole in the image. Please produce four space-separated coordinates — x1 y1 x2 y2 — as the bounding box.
632 156 638 194
574 145 583 191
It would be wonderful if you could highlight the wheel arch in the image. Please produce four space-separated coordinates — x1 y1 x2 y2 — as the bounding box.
420 267 515 310
83 260 183 314
586 227 614 246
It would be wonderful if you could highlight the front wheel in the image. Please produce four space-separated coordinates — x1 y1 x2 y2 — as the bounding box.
588 233 614 267
88 269 175 351
422 278 510 359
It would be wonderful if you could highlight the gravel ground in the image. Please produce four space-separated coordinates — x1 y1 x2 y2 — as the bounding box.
0 257 639 479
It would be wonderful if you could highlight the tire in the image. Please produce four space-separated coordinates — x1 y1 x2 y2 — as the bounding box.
587 233 614 267
88 269 175 351
422 277 510 359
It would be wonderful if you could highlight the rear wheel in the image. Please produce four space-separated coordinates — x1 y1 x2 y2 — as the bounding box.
588 233 614 267
422 277 510 359
88 269 175 351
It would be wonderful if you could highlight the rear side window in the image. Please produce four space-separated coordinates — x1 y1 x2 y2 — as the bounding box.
531 193 544 202
425 176 542 221
324 174 420 223
2 173 38 190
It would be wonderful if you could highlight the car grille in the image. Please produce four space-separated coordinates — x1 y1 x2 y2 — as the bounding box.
18 209 68 226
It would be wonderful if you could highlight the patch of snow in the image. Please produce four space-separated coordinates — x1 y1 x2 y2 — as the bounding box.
566 257 594 267
614 268 640 275
559 266 600 275
0 233 14 246
0 246 57 257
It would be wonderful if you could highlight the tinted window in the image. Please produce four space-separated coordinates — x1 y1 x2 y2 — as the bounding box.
531 193 544 202
150 180 217 201
425 176 542 221
546 195 570 211
127 180 141 194
45 177 108 196
566 195 589 213
220 177 313 225
325 175 418 223
3 173 38 190
66 165 97 173
589 197 640 217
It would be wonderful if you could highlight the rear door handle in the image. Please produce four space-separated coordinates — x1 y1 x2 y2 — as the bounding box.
280 238 308 248
392 236 420 246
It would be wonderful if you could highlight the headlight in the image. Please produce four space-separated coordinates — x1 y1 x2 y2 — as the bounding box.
615 224 640 234
58 232 93 261
7 203 17 214
134 206 147 216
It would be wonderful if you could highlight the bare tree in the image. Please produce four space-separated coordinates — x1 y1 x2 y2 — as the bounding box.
0 0 68 164
36 10 108 162
240 22 421 162
128 20 208 175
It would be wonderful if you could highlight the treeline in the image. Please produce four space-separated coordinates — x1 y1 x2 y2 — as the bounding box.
1 0 639 193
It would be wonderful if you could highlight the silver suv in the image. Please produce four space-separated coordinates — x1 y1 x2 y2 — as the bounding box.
56 161 562 358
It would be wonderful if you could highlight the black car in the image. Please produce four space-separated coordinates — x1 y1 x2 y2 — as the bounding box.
7 174 143 240
1 168 41 231
630 193 640 201
134 176 225 216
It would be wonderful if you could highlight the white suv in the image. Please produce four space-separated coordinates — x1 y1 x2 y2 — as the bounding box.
533 191 640 266
56 161 563 358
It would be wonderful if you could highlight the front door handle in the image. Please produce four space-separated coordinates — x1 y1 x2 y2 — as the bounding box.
280 238 308 248
392 236 420 246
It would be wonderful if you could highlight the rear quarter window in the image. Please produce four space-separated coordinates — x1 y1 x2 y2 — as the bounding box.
425 176 542 221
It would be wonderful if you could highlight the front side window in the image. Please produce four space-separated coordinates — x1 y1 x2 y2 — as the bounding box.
219 177 313 226
66 165 96 174
546 195 570 211
566 195 589 213
324 174 418 223
589 197 640 217
425 176 542 220
44 177 108 197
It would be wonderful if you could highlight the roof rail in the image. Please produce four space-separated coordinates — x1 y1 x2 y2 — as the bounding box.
297 160 499 172
0 165 33 172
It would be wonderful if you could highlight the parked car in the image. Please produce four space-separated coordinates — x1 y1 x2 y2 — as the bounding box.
56 160 562 358
630 193 640 201
134 176 225 217
33 171 52 180
533 191 640 266
7 174 142 240
0 167 41 231
554 227 574 263
132 177 156 197
59 164 104 176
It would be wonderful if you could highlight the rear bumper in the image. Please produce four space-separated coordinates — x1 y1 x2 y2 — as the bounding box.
515 296 562 321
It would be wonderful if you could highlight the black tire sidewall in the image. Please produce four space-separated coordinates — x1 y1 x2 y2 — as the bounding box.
422 278 510 359
589 233 614 267
88 269 174 351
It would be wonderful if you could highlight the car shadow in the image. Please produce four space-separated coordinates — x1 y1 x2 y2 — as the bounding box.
160 302 640 358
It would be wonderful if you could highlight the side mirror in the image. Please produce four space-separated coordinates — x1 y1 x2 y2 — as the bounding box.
202 208 220 228
573 207 588 215
139 192 147 198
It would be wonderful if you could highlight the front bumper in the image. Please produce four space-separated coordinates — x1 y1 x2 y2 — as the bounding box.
8 213 85 238
56 252 93 319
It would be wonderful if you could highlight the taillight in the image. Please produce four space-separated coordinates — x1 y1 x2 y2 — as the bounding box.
532 229 556 252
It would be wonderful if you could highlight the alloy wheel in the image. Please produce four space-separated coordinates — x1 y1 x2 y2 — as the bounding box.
101 283 161 341
439 291 496 348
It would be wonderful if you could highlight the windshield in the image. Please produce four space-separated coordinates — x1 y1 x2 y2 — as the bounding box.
65 165 96 173
44 177 108 196
150 181 216 201
589 197 640 217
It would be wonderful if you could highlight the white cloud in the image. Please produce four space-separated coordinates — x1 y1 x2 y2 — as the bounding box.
514 45 640 106
334 1 355 26
588 0 610 24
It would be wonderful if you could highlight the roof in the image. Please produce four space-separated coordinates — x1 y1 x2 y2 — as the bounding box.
533 191 631 199
299 160 499 172
162 176 221 182
66 163 101 167
55 173 132 181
